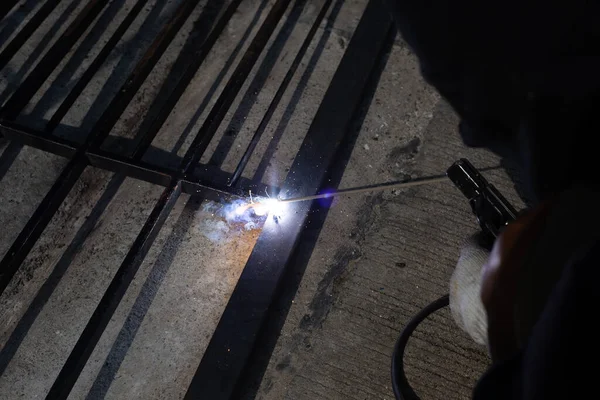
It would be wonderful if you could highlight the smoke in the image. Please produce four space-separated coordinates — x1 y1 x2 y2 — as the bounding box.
201 198 267 231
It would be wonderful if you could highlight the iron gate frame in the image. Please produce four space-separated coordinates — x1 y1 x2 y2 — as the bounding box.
0 0 394 398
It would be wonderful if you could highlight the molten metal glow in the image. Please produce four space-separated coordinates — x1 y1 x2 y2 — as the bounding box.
232 198 286 218
234 203 251 215
252 198 276 216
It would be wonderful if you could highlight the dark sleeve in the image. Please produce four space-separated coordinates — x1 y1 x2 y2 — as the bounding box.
473 241 600 399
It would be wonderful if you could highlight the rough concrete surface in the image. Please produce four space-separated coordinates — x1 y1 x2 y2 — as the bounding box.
0 0 525 399
254 50 525 399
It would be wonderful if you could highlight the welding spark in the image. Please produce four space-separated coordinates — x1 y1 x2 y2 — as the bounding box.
251 198 276 216
234 203 251 215
231 198 285 219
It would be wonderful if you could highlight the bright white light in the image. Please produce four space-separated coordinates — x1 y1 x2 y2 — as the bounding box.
253 198 285 217
253 204 268 216
235 204 248 215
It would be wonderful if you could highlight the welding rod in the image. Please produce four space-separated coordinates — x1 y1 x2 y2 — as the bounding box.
278 174 449 204
277 165 503 204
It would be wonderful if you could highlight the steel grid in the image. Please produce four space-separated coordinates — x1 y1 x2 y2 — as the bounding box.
0 0 394 398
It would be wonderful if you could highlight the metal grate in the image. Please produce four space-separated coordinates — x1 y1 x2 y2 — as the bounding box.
0 0 394 398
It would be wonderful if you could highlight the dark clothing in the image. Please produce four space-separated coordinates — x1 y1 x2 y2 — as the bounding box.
474 239 600 400
384 0 600 203
384 0 600 398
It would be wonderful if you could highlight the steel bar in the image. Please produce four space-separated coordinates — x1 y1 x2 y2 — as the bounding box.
0 0 63 72
184 1 394 398
0 121 273 199
0 0 109 182
0 0 200 297
1 0 109 118
180 0 293 173
0 156 87 295
0 120 77 157
0 175 125 376
207 0 308 168
0 141 22 182
0 0 244 370
128 0 243 159
229 0 334 187
86 150 240 202
45 0 150 132
45 180 183 400
44 1 292 397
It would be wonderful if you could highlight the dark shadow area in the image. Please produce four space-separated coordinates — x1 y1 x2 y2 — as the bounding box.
0 141 20 182
0 0 173 189
0 173 125 376
207 0 308 167
106 0 225 155
0 0 20 22
85 196 202 400
500 156 532 209
63 4 280 396
0 0 230 386
29 0 129 127
250 0 345 187
166 0 271 156
0 0 83 106
65 0 171 136
233 21 397 400
0 0 38 45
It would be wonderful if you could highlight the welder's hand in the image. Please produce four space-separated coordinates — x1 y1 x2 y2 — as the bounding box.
480 204 549 362
449 234 489 346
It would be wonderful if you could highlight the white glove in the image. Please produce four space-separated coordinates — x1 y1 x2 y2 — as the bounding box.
449 234 489 346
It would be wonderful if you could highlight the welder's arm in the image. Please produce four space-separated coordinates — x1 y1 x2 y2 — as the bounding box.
474 230 600 400
479 205 548 362
451 201 549 363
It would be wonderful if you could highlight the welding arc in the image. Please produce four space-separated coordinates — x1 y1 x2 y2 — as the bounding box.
278 165 501 203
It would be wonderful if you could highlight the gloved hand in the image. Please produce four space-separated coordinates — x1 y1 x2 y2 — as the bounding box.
449 234 489 347
451 203 550 361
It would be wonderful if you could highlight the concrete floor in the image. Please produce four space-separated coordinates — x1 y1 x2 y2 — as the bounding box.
0 1 524 399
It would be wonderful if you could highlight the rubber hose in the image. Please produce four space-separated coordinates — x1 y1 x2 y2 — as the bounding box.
391 294 450 400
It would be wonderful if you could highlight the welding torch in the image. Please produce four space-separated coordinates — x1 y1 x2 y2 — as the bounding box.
276 159 510 229
391 159 519 400
243 159 514 239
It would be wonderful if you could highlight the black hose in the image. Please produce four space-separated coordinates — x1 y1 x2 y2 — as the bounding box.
391 294 450 400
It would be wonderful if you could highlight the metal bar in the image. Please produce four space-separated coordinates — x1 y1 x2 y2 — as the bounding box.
0 156 86 295
0 121 273 199
0 121 77 157
45 180 183 400
86 0 200 150
0 174 125 376
0 0 200 297
0 141 22 182
0 0 63 72
180 0 293 173
127 0 244 159
0 0 106 186
86 150 239 202
229 0 333 186
207 0 308 168
0 0 243 368
1 0 109 118
45 0 150 132
44 2 291 396
184 1 394 398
